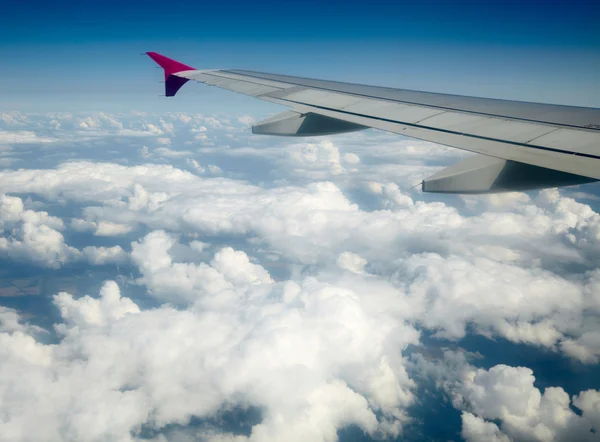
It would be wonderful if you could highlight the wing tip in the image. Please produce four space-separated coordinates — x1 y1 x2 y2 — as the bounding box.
146 52 195 76
146 52 195 97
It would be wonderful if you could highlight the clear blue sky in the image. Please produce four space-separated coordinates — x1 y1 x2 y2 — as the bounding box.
1 0 599 112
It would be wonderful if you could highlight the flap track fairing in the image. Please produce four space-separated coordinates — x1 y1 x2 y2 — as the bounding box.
252 111 367 137
422 154 597 194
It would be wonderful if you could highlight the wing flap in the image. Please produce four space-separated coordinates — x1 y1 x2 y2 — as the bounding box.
283 89 364 109
532 129 600 156
446 118 558 143
342 100 445 123
183 70 294 91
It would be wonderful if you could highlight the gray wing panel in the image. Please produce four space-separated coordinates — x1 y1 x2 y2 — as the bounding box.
263 96 600 180
228 69 600 130
179 70 293 97
176 69 600 180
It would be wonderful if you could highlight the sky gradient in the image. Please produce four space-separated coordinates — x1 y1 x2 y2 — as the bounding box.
1 0 599 112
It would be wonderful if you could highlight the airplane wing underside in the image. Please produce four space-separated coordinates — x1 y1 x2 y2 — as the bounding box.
147 51 600 194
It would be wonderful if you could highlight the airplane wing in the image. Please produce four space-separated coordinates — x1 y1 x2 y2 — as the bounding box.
146 51 600 194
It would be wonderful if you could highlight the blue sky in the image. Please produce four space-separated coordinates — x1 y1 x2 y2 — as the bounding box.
1 0 599 112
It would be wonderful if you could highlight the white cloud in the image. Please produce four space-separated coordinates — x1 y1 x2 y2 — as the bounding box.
71 218 97 232
288 140 345 177
0 194 127 268
337 251 368 274
154 147 194 158
0 306 44 336
94 221 133 236
0 111 28 126
461 412 510 442
0 307 28 333
0 245 421 441
207 164 222 175
211 247 273 286
190 240 209 253
54 280 140 333
398 253 583 346
130 230 232 304
81 245 128 265
237 115 256 126
0 130 55 144
204 116 223 128
560 331 600 364
144 123 164 135
0 194 77 268
460 365 599 441
343 152 360 165
1 194 64 231
130 231 276 305
186 158 206 173
416 352 600 442
573 390 600 431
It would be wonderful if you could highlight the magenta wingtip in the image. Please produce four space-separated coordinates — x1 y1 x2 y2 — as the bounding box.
145 52 195 97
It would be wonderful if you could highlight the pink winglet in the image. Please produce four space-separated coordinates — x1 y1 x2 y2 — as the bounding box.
146 52 196 97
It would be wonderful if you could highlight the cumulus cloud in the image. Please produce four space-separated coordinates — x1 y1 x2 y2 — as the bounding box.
337 251 368 274
0 240 421 442
210 247 273 286
130 230 237 304
0 194 128 268
81 245 128 265
459 365 599 441
397 253 583 345
461 412 510 442
54 280 140 333
0 306 44 336
288 140 345 177
0 193 77 268
342 152 360 165
94 221 134 236
560 331 600 364
415 351 600 441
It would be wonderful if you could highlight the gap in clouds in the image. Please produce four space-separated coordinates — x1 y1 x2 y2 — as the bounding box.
137 406 263 440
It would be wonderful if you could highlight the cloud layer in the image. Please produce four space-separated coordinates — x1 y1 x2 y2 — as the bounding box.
1 111 599 441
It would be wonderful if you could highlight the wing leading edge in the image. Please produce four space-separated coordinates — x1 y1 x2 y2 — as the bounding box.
146 52 600 194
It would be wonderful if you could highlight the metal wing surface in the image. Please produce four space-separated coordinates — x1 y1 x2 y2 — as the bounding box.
147 52 600 194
